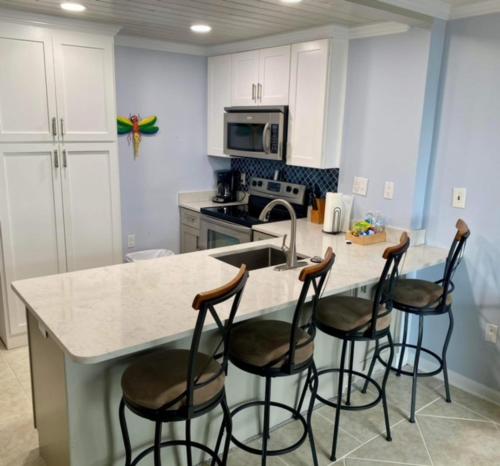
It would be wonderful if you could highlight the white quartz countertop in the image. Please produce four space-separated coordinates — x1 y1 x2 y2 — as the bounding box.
179 199 246 212
12 219 448 364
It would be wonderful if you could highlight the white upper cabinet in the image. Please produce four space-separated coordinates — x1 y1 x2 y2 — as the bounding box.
207 55 232 156
61 143 122 272
231 46 290 106
0 24 57 143
258 46 290 105
287 39 348 169
231 50 260 106
53 31 117 142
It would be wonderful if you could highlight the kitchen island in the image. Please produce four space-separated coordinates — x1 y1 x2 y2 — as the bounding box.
12 219 448 466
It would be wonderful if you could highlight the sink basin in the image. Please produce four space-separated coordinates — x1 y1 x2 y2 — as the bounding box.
212 246 308 271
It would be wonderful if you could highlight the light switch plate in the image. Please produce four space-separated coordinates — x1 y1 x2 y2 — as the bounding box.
127 234 136 248
384 181 395 200
485 323 498 344
453 187 466 209
353 176 368 196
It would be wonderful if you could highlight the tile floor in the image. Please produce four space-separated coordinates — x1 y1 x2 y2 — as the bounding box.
1 342 499 466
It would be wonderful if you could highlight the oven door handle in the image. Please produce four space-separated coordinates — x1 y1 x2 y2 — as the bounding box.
262 122 271 154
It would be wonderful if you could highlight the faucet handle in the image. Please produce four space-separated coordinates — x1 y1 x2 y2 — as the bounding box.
281 234 289 252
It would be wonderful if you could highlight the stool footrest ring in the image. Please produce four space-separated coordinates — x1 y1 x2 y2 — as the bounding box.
230 400 307 457
312 368 382 411
377 343 443 377
131 439 223 466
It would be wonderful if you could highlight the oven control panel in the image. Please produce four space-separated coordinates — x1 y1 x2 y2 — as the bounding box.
248 177 307 205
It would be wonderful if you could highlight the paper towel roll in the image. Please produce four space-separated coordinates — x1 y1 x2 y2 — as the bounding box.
323 192 344 234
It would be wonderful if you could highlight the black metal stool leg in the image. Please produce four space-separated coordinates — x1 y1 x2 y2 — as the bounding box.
330 339 347 462
261 377 272 466
221 394 233 465
346 341 355 406
154 421 162 466
381 333 394 441
442 308 454 403
212 395 229 466
119 399 132 466
362 339 378 394
185 419 193 466
295 366 312 417
397 312 409 376
410 315 424 423
307 362 319 466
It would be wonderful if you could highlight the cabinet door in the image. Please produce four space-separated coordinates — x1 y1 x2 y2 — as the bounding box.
288 40 329 168
231 50 259 106
60 143 122 271
207 55 232 157
53 31 116 142
180 224 200 253
0 24 57 143
258 46 290 105
0 144 66 336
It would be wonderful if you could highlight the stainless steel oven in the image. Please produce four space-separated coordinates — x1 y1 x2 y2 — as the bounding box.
223 106 287 161
199 215 252 250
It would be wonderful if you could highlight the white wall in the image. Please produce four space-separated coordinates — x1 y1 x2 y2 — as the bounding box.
115 46 229 257
339 28 431 228
417 13 500 392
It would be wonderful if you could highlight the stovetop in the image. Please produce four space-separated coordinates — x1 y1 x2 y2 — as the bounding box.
201 177 309 227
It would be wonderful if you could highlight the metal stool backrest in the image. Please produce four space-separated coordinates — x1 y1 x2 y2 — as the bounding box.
369 233 411 338
439 218 470 308
177 265 249 415
284 247 336 373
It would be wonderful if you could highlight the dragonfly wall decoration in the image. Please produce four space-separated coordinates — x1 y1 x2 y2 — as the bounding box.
117 115 159 159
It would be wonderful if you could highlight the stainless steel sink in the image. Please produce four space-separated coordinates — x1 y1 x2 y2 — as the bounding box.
212 246 308 271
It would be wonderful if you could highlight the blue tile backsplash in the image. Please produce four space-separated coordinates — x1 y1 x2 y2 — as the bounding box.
231 158 339 196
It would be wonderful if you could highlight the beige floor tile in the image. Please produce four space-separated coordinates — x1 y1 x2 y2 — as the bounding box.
0 418 40 465
346 419 432 465
447 386 500 424
345 459 423 466
316 389 404 444
417 396 489 421
417 414 500 466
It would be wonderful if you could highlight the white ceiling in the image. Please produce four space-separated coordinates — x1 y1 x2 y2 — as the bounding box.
0 0 494 45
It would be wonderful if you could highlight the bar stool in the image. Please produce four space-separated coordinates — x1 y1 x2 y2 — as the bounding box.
228 248 335 466
369 219 470 422
118 265 249 466
298 233 410 462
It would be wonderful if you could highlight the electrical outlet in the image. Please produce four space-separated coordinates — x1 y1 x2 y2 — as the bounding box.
240 172 246 186
384 181 395 200
453 187 467 209
485 323 498 344
353 176 368 196
127 234 135 249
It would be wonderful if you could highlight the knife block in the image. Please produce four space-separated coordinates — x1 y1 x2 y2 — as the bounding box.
311 198 326 224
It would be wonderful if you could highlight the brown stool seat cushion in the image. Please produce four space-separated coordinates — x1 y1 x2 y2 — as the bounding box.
121 349 224 411
390 279 452 309
229 319 314 369
315 296 391 334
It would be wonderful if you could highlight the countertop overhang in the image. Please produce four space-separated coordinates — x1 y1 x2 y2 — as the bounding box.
12 220 448 364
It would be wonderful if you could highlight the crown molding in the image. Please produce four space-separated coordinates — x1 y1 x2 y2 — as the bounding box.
451 0 500 19
349 21 411 39
115 35 207 56
372 0 451 19
206 24 349 56
0 7 121 35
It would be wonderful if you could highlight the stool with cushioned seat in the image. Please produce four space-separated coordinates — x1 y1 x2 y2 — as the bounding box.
118 265 249 466
368 219 470 423
228 248 336 466
297 233 410 462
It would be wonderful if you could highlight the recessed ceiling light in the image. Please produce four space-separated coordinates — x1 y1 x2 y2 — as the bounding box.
190 24 212 33
281 0 303 3
60 2 86 12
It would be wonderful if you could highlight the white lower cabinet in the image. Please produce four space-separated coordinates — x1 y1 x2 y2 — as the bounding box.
0 142 122 347
180 208 200 253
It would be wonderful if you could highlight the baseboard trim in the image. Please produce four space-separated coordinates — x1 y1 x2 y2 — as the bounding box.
418 358 500 407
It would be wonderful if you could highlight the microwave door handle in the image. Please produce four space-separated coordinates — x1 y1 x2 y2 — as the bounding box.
262 122 271 154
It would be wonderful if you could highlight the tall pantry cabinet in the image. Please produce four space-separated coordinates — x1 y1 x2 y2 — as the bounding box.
0 22 122 348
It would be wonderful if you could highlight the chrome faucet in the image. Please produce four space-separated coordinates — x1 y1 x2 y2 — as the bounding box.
259 199 304 270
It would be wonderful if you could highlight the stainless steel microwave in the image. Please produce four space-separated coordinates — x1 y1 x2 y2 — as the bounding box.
223 106 287 161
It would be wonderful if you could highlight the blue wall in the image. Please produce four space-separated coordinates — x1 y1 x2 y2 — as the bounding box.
115 46 228 256
417 14 500 391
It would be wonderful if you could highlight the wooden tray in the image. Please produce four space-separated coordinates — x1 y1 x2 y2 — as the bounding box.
346 231 386 245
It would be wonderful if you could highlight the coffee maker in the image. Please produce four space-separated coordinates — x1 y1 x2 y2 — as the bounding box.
213 170 240 203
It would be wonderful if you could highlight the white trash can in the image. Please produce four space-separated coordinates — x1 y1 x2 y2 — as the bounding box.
125 249 174 263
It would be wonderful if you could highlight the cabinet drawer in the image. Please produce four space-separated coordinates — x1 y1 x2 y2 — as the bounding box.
180 208 200 229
